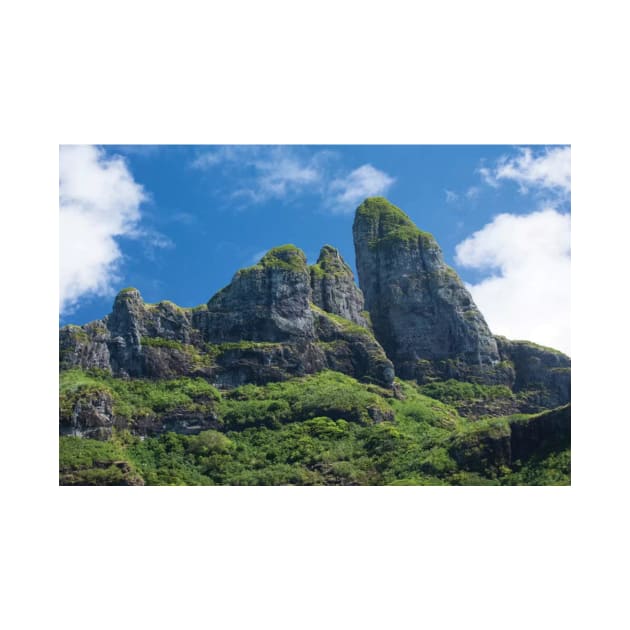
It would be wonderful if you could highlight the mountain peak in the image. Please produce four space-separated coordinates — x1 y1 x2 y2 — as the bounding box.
259 244 307 272
310 245 369 328
353 198 500 381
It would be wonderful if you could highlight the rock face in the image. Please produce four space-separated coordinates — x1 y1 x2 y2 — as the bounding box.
59 244 395 411
353 197 501 382
495 337 571 410
205 245 315 342
310 245 370 328
450 404 571 473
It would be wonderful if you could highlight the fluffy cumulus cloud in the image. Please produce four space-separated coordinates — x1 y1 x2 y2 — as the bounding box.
192 146 394 213
328 164 395 212
479 146 571 195
59 145 146 313
455 208 570 354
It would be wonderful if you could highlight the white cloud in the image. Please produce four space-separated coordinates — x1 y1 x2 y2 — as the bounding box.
193 146 325 203
329 164 395 213
479 146 571 194
59 145 146 313
455 208 570 354
191 146 255 169
193 147 395 213
465 186 480 199
445 189 459 203
247 150 322 201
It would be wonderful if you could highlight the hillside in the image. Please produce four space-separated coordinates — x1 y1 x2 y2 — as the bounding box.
59 197 570 485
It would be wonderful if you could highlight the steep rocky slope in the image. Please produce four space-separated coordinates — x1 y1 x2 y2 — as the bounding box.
353 197 570 408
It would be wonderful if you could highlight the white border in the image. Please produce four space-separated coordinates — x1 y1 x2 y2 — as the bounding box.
3 2 627 629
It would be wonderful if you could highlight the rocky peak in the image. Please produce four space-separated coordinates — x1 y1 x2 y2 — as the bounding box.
310 245 369 328
205 244 315 342
106 288 148 374
108 288 144 335
353 197 501 381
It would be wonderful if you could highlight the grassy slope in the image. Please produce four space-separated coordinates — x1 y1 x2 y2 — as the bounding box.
59 370 570 486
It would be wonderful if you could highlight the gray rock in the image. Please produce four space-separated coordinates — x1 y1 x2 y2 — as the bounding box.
58 244 395 395
353 197 501 381
310 245 370 328
59 388 118 440
206 245 315 342
495 336 571 410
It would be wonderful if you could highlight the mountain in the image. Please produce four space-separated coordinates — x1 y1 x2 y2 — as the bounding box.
59 197 570 485
352 198 570 407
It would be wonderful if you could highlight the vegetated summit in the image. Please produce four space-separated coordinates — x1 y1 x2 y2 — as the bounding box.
59 197 571 485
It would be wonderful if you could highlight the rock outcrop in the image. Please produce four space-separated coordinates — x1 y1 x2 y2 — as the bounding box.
310 245 370 328
205 245 316 342
495 336 571 410
59 244 395 406
450 404 571 473
353 197 502 382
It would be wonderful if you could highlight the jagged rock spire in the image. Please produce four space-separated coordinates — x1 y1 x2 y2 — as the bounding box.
310 245 369 328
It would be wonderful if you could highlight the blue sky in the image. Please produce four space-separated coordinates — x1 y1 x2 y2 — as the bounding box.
59 145 571 353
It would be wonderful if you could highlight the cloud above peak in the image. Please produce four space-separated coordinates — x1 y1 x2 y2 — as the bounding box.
60 146 146 314
329 164 395 213
192 146 394 213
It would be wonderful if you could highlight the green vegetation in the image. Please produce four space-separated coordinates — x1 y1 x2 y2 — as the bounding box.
501 449 570 486
512 339 567 355
419 379 514 406
495 335 568 357
59 436 144 485
355 197 417 231
311 246 351 278
356 197 436 250
417 378 520 419
140 337 217 367
60 369 220 420
310 263 326 279
311 303 373 338
239 244 307 276
373 226 434 251
221 371 393 429
141 336 187 350
145 300 187 314
59 367 570 486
